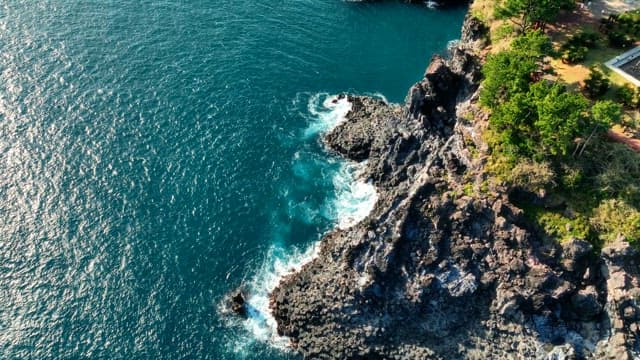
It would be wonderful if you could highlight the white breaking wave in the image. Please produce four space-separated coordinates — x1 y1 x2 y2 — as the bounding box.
369 92 389 104
328 161 378 230
237 93 378 352
241 244 320 350
303 93 352 138
305 93 378 229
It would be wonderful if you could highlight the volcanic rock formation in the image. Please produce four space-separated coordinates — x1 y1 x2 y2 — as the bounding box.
268 13 640 360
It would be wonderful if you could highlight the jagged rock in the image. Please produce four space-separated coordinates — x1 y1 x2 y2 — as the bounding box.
596 240 640 359
226 288 248 318
561 239 592 274
460 13 489 48
570 286 601 320
324 96 402 163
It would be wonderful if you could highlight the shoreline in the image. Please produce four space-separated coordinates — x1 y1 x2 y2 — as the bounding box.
226 94 381 352
267 7 640 360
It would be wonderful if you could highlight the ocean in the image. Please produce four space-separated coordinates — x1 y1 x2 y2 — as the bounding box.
0 1 465 358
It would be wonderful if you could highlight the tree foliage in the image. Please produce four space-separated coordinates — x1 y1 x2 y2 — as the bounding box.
591 100 622 128
480 23 640 249
495 0 574 32
480 30 551 109
489 81 590 159
615 85 637 108
511 29 554 56
480 53 538 109
533 83 589 157
583 66 610 99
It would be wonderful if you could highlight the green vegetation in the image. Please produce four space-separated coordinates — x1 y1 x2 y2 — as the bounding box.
493 23 516 43
613 85 640 109
560 31 599 64
480 30 551 109
479 25 640 247
488 81 591 159
494 0 575 32
601 10 640 48
583 66 610 99
521 203 594 244
591 199 640 245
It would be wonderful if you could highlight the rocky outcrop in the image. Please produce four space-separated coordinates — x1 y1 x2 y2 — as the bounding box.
267 12 640 360
596 241 640 360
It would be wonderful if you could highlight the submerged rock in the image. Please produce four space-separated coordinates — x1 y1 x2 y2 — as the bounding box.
225 288 248 318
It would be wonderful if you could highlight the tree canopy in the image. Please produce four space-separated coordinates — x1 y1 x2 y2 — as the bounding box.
480 31 552 109
481 30 612 161
495 0 575 32
489 81 590 159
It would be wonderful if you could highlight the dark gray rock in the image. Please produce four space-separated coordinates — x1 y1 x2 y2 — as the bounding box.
570 286 601 320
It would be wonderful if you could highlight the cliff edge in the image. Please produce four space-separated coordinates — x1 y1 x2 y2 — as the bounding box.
269 13 640 360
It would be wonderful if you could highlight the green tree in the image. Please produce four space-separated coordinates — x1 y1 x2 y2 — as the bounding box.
532 82 589 157
511 29 554 56
489 91 538 156
488 81 592 159
480 31 552 109
615 85 636 107
591 100 622 127
583 66 610 99
480 51 538 109
575 100 622 156
495 0 574 32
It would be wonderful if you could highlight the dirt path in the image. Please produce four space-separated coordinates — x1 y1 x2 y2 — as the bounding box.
589 0 640 19
607 129 640 152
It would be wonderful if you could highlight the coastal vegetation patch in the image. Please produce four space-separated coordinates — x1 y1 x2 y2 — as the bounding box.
475 0 640 248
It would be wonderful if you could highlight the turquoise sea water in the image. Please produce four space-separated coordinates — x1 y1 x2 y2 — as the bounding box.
0 1 465 359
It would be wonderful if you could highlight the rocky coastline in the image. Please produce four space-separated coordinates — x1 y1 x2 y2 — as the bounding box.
258 10 640 360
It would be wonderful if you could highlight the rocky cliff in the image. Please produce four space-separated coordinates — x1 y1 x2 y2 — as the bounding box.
267 13 640 360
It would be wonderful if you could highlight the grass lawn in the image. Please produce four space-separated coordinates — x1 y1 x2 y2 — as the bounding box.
552 44 633 90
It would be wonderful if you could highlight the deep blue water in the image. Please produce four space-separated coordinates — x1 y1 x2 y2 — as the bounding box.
0 1 465 359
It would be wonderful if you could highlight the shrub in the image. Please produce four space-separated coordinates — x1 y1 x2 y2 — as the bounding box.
583 66 610 99
579 139 640 203
560 164 583 190
591 100 622 127
536 211 593 243
559 31 600 64
615 85 637 107
509 159 556 192
567 31 600 48
561 45 588 64
607 31 634 48
590 199 640 245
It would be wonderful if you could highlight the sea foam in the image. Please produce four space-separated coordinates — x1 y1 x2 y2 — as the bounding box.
241 244 320 350
238 94 378 351
328 161 378 230
303 93 352 138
